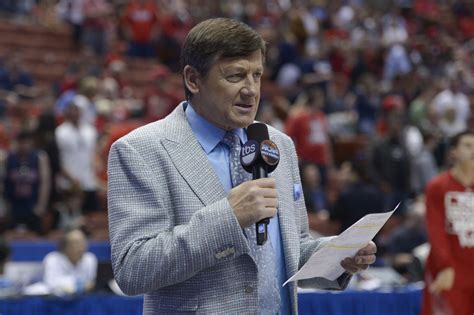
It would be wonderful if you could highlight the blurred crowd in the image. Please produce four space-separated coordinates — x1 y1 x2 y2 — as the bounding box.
0 0 473 292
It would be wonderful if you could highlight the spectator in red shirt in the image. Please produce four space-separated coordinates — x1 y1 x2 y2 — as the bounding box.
285 88 333 186
82 0 112 56
421 130 474 315
121 0 160 58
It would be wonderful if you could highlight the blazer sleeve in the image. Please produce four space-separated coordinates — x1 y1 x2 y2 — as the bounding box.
107 139 249 295
285 138 352 290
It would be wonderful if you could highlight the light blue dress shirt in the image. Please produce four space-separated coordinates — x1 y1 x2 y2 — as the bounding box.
185 102 291 314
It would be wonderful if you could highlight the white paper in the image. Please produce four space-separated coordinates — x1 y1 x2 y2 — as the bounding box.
283 203 399 286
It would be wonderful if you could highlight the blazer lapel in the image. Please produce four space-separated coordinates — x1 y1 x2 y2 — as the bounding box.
162 105 227 206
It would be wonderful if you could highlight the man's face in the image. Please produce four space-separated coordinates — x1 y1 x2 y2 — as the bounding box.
17 138 33 155
64 231 87 265
66 105 80 124
192 50 263 130
453 135 474 167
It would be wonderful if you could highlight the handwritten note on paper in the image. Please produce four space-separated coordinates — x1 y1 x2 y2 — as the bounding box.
284 204 399 286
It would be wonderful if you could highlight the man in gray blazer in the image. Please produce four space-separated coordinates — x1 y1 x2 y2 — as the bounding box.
108 18 377 314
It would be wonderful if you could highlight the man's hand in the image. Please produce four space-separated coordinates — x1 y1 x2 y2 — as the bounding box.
430 267 454 295
227 178 278 228
340 241 377 274
33 204 46 216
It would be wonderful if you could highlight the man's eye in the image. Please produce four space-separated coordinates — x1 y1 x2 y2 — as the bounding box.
254 72 263 79
227 74 243 82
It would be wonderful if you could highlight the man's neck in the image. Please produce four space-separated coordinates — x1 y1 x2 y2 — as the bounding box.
69 120 80 128
451 164 474 187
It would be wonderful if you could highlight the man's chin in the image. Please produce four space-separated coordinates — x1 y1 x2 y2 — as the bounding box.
235 121 255 129
231 115 257 128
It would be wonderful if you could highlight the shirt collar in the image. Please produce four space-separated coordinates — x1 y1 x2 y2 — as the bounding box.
184 101 247 154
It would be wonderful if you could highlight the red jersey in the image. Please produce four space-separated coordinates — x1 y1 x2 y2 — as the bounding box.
422 171 474 315
285 111 330 165
122 1 159 43
425 171 474 286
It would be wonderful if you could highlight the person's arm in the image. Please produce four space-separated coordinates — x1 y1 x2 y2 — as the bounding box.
3 154 13 202
108 139 249 295
425 179 453 270
120 5 133 40
34 151 51 216
323 116 334 168
84 253 98 292
425 178 455 293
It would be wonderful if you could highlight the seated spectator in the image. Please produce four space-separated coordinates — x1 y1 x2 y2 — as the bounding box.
0 55 35 98
41 229 97 296
301 162 327 213
0 238 20 297
303 162 340 237
3 130 50 234
0 0 35 17
330 157 385 233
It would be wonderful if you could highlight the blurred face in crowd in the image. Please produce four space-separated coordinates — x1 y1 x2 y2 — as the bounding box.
443 107 456 123
387 108 404 136
302 163 321 189
186 50 263 130
17 136 33 156
63 230 87 265
65 104 81 125
308 89 325 111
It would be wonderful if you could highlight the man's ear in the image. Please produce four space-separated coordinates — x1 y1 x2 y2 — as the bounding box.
183 65 200 96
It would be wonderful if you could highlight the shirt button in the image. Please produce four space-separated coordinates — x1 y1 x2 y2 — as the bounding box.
244 286 254 293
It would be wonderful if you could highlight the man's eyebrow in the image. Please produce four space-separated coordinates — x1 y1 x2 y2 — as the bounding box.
222 65 246 72
222 65 263 73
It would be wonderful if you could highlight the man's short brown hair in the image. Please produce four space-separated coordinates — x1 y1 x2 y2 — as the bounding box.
180 18 266 99
449 130 474 149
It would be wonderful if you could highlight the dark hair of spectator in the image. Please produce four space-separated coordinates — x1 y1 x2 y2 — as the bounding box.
350 154 371 183
449 129 474 149
180 17 266 100
17 129 34 142
37 111 57 134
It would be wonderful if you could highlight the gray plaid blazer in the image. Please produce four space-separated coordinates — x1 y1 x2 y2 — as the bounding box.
107 103 349 314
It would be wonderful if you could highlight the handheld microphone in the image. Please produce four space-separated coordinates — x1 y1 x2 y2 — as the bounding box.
240 123 280 245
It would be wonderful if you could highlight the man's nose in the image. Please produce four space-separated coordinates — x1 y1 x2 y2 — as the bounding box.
241 79 258 97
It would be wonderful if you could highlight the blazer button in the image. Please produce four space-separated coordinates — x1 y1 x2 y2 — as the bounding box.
244 286 254 293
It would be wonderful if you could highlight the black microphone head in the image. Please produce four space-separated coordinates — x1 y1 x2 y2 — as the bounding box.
247 122 269 143
243 123 280 174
